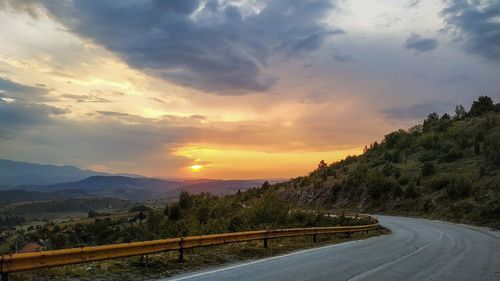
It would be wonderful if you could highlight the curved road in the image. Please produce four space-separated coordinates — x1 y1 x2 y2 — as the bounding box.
161 216 500 281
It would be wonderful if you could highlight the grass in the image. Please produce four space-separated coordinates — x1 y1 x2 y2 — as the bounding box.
8 228 388 281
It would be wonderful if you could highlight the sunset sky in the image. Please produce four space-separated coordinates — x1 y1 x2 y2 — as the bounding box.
0 0 499 179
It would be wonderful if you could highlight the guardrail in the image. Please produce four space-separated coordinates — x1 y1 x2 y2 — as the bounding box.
0 214 378 280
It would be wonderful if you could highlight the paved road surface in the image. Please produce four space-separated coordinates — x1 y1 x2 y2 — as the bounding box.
160 216 500 281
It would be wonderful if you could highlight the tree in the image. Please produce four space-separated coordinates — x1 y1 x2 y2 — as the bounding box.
261 181 270 190
136 212 146 222
168 203 181 221
163 203 170 217
454 105 466 119
423 113 440 131
469 96 494 116
317 160 328 170
179 191 192 209
147 210 162 230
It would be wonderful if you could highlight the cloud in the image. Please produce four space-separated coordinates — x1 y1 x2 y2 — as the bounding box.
0 0 43 18
441 0 500 60
0 99 65 127
407 0 421 8
60 93 112 103
404 33 438 53
0 77 52 103
332 51 357 63
38 0 340 95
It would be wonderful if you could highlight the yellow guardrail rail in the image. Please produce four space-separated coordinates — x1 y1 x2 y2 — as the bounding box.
0 214 378 280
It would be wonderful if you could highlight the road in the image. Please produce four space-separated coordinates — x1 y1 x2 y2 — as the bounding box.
159 216 500 281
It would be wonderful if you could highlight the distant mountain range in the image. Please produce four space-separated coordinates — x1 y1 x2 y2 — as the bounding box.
0 159 276 203
0 159 141 187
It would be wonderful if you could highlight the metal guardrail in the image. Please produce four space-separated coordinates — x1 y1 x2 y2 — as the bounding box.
0 214 378 280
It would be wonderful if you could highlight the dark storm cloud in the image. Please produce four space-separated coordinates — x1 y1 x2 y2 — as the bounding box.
40 0 339 94
0 77 45 94
382 101 451 120
404 33 438 53
442 0 500 60
0 100 65 127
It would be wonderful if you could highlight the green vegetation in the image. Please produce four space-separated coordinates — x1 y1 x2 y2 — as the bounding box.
275 96 500 228
6 191 368 253
0 198 131 218
3 190 380 280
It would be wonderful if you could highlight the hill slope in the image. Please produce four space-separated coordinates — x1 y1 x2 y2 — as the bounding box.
272 96 500 227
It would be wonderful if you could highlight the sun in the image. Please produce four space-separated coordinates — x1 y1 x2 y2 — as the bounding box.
189 164 203 172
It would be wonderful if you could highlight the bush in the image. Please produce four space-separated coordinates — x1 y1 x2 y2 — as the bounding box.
245 192 288 227
421 162 436 177
129 205 152 212
366 171 395 199
404 182 418 199
398 177 409 186
427 175 451 191
168 203 181 221
439 148 463 163
445 177 472 199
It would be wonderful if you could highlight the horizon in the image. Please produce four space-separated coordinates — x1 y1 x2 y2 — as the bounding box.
0 0 499 179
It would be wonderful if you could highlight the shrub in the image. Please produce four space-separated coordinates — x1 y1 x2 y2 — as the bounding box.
404 182 418 199
366 171 395 199
421 162 436 177
427 175 451 191
129 205 152 212
168 203 181 221
439 149 463 163
398 177 409 186
445 177 472 199
245 192 288 227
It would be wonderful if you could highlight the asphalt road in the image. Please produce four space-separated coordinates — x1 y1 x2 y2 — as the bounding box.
160 216 500 281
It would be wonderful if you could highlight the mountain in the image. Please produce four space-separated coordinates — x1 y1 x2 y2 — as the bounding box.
33 176 183 192
0 159 142 187
2 176 266 203
269 96 500 228
17 176 184 201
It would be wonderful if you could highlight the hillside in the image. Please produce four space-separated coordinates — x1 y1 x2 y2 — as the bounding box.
0 198 132 219
272 96 500 227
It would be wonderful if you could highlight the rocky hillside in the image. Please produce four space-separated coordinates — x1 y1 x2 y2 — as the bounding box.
273 96 500 228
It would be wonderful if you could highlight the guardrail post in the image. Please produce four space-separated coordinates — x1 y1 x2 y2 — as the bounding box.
178 248 184 263
313 234 317 243
178 237 185 263
263 238 268 248
141 254 148 267
1 273 8 281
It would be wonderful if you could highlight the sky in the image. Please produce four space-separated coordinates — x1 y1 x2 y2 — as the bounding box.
0 0 499 179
